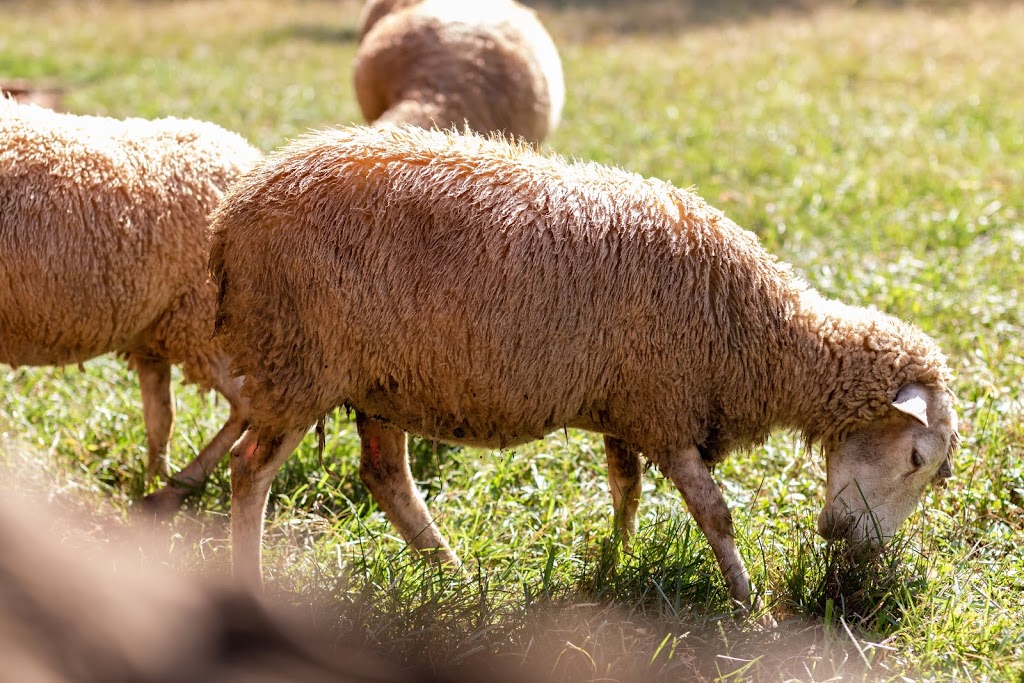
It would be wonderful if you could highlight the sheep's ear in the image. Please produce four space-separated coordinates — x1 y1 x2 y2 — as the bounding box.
893 384 929 427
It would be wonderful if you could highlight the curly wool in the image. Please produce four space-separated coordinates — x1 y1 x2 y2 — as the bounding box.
0 98 261 389
788 289 954 451
210 125 954 464
354 0 564 144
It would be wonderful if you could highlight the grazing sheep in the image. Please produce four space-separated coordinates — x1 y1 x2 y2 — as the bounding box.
354 0 565 144
0 98 261 513
210 126 959 606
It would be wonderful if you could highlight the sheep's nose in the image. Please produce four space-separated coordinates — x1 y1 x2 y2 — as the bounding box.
817 509 851 541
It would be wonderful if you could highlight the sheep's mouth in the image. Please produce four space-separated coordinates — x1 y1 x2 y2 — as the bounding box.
817 508 891 548
931 457 953 487
816 510 853 541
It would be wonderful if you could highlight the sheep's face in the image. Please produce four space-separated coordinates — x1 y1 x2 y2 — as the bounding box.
817 384 958 546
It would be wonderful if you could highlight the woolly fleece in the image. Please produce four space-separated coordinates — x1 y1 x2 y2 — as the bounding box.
354 0 564 144
210 125 955 464
0 98 260 384
1 98 261 498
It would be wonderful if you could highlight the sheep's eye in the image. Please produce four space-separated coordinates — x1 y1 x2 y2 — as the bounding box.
911 449 924 469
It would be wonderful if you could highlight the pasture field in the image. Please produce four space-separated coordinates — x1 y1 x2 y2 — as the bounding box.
1 0 1022 680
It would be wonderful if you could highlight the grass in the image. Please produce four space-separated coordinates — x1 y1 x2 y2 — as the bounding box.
2 0 1023 680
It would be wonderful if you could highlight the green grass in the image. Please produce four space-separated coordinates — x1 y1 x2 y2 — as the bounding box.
2 0 1023 680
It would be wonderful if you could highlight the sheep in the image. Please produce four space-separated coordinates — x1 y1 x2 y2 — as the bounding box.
356 0 421 40
354 0 565 144
209 125 959 606
0 98 262 514
0 78 62 110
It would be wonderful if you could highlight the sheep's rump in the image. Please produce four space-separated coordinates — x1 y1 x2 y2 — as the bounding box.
355 0 564 142
0 100 259 366
357 0 421 40
212 126 790 447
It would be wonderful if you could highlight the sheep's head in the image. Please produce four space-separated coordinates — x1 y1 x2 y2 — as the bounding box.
817 383 959 546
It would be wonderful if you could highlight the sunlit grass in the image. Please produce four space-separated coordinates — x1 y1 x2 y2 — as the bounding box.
1 0 1022 680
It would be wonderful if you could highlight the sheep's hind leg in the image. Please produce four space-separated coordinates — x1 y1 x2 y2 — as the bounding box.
357 411 460 567
141 360 250 518
659 445 757 611
605 435 642 548
135 355 174 483
231 426 308 586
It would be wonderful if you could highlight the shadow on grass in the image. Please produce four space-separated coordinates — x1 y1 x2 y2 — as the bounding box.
571 517 727 614
295 573 878 682
281 516 935 681
781 530 930 633
527 0 1001 36
249 0 1000 49
261 23 359 45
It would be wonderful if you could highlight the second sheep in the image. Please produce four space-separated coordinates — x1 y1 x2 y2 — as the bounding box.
0 98 261 513
354 0 565 144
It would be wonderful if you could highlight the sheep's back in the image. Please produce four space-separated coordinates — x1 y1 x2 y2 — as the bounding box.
0 103 259 366
214 127 793 448
354 0 564 143
357 0 422 41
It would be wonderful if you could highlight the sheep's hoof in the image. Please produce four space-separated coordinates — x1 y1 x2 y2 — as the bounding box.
145 463 172 487
136 487 189 521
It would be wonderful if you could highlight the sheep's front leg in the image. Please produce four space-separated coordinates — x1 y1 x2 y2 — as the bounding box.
142 361 249 518
660 446 754 608
135 355 174 483
356 412 460 566
605 435 642 547
231 426 308 586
